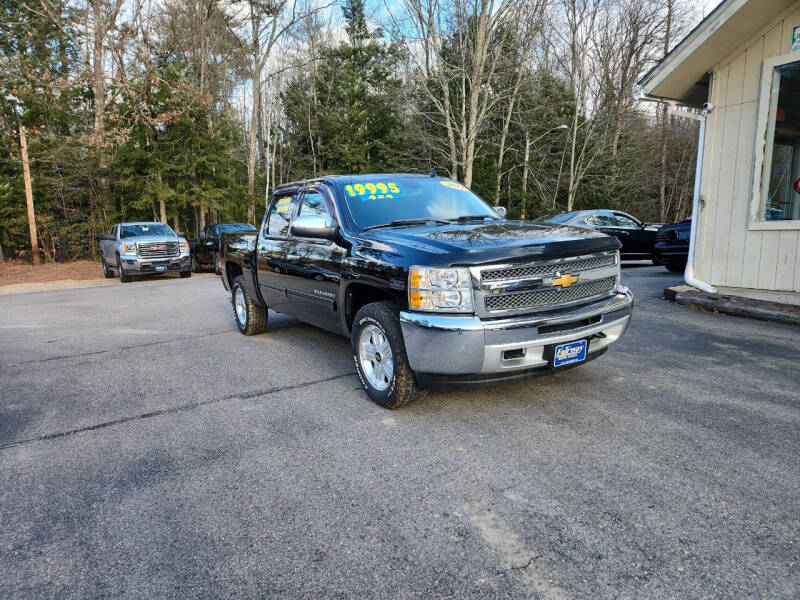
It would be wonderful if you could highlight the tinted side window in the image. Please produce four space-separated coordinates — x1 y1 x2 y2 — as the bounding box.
614 214 639 228
298 191 332 219
266 195 296 237
586 214 614 227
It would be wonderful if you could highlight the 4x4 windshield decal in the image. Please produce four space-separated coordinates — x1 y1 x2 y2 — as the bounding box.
439 180 468 191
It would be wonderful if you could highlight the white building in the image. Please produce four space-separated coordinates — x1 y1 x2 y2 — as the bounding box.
639 0 800 305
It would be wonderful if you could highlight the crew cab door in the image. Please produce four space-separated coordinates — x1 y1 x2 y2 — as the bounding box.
102 225 117 261
282 186 345 334
256 192 298 311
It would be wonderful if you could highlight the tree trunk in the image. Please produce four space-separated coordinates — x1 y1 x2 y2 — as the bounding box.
19 125 39 265
567 111 579 211
91 0 111 220
156 172 167 223
91 0 105 143
0 237 5 263
247 11 262 225
521 131 531 219
494 89 519 205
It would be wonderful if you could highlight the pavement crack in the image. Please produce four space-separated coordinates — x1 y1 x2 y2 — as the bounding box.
0 329 235 367
490 556 539 578
0 372 355 451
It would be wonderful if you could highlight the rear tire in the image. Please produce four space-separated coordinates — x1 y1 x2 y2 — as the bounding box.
351 302 421 409
232 275 267 335
666 259 686 273
117 255 132 283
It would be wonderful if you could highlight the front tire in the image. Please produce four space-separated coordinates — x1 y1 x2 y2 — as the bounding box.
180 270 191 278
117 255 132 283
351 302 420 409
191 254 201 273
232 275 268 335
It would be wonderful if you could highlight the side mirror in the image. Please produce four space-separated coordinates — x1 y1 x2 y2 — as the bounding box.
290 214 337 240
175 231 184 237
494 206 508 218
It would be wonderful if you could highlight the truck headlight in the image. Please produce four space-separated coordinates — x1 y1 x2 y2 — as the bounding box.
408 267 474 313
121 244 137 255
179 240 190 254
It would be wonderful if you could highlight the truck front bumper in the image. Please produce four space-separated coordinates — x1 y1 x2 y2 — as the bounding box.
120 254 191 273
399 287 633 379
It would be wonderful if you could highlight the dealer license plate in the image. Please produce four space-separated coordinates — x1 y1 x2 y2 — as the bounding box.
552 340 587 368
155 265 167 272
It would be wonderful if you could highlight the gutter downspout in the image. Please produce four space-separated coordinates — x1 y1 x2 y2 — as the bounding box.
633 88 716 293
684 112 716 293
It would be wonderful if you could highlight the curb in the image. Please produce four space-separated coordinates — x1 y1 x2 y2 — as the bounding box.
664 285 800 326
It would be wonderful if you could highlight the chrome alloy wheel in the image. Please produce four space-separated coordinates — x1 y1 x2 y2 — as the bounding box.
358 324 393 391
234 286 247 325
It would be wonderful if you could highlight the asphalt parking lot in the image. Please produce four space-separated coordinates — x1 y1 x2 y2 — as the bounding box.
1 266 798 599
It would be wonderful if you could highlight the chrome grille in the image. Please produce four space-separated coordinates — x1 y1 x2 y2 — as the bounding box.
484 276 617 312
481 254 616 282
138 241 179 258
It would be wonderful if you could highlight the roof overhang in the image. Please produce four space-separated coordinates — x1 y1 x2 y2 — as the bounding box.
638 0 797 105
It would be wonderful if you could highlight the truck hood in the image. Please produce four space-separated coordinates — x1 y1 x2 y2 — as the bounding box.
357 220 619 266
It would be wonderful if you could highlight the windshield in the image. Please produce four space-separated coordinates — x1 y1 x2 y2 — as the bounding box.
119 223 175 238
216 223 256 233
337 177 498 230
533 212 577 224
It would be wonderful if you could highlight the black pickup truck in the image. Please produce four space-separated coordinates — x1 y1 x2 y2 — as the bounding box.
220 174 633 408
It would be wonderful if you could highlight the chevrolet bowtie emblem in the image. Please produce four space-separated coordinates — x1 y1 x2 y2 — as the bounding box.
553 273 579 288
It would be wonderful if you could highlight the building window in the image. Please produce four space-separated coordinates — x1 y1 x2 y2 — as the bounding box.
760 58 800 221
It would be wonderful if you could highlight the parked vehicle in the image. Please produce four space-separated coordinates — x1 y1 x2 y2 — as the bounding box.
534 210 660 261
654 219 690 272
218 174 633 408
99 222 191 283
190 223 257 273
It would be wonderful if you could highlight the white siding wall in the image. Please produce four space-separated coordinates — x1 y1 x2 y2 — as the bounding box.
696 2 800 295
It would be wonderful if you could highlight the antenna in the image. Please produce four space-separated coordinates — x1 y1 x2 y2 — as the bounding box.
429 168 436 177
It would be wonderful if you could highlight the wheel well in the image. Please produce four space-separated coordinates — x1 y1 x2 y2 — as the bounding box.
225 261 243 289
345 284 396 332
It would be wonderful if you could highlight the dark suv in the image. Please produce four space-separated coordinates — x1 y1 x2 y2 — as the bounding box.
654 219 690 272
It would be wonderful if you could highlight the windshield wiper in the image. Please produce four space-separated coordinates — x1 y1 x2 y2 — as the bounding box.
363 217 451 231
451 215 497 223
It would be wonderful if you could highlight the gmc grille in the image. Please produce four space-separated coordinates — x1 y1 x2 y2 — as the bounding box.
138 241 179 258
481 254 616 282
484 276 617 312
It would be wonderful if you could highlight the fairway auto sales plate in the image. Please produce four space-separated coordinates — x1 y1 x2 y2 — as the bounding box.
549 339 588 368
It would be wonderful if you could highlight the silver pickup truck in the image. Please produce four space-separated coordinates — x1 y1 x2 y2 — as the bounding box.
99 222 192 283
